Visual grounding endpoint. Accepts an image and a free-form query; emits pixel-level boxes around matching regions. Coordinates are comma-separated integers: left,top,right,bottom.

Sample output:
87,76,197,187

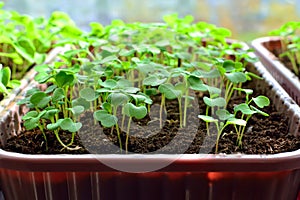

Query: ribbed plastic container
251,36,300,106
0,46,67,200
0,52,300,200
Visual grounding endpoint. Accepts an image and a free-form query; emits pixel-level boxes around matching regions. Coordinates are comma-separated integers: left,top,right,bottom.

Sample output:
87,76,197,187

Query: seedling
0,65,20,96
0,2,82,102
233,88,270,146
198,110,246,153
269,21,300,76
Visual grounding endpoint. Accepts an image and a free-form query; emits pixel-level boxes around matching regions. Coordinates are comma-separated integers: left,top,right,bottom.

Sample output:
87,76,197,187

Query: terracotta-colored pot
0,46,300,200
251,36,300,106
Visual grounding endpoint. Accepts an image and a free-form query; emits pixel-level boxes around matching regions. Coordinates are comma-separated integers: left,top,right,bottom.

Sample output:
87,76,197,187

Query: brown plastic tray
251,36,300,105
0,46,300,200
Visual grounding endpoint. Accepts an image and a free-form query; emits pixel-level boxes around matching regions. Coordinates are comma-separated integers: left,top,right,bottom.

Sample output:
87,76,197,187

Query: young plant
19,63,83,151
0,3,82,79
123,100,148,153
269,21,300,76
0,65,20,97
94,92,128,151
198,109,247,153
233,88,270,146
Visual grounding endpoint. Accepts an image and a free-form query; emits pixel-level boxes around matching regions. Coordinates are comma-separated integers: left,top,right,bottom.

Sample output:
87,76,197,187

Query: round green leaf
93,110,118,127
24,118,39,130
0,67,10,86
187,76,207,91
253,95,270,108
22,111,38,120
79,88,97,102
45,85,57,94
0,82,8,95
225,72,247,84
158,83,180,100
30,92,51,108
100,79,117,89
143,75,167,86
42,109,60,120
47,119,63,130
201,68,221,79
72,97,90,110
203,96,226,107
67,106,84,116
234,103,256,115
216,109,234,121
55,71,75,88
122,87,140,94
52,88,65,102
227,118,247,126
123,103,147,119
60,118,82,132
109,93,129,107
99,55,119,64
205,85,221,95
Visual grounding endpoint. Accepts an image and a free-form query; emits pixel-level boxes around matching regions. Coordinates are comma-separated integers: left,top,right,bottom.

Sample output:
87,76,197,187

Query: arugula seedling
269,21,300,76
0,65,20,96
123,102,147,153
233,88,270,146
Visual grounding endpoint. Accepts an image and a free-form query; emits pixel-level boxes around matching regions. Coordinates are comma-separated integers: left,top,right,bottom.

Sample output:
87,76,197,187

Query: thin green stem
205,105,210,136
160,94,166,129
215,122,228,153
54,129,80,151
237,115,251,147
125,117,132,153
225,82,234,107
38,123,48,151
113,107,123,152
67,132,76,146
178,97,183,128
287,52,299,75
215,122,220,153
183,89,189,127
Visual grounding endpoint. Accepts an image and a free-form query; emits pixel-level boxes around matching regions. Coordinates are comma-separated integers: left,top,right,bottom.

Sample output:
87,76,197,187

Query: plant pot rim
251,36,300,106
1,148,300,172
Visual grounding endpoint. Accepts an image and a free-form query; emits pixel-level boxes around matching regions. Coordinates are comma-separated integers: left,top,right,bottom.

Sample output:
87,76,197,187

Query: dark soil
4,83,300,155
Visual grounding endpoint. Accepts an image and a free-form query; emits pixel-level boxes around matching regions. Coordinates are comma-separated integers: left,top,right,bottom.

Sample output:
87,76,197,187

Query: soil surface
4,82,300,155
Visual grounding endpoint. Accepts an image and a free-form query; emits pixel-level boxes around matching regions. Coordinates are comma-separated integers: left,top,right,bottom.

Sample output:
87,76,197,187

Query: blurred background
2,0,300,41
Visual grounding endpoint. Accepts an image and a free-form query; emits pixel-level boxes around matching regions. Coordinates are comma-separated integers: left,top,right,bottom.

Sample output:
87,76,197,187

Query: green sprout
269,21,300,76
0,65,20,96
233,88,270,146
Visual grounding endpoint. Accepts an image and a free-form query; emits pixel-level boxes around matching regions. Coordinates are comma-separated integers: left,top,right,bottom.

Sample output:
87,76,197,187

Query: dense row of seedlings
0,2,82,98
269,21,300,76
19,14,270,153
